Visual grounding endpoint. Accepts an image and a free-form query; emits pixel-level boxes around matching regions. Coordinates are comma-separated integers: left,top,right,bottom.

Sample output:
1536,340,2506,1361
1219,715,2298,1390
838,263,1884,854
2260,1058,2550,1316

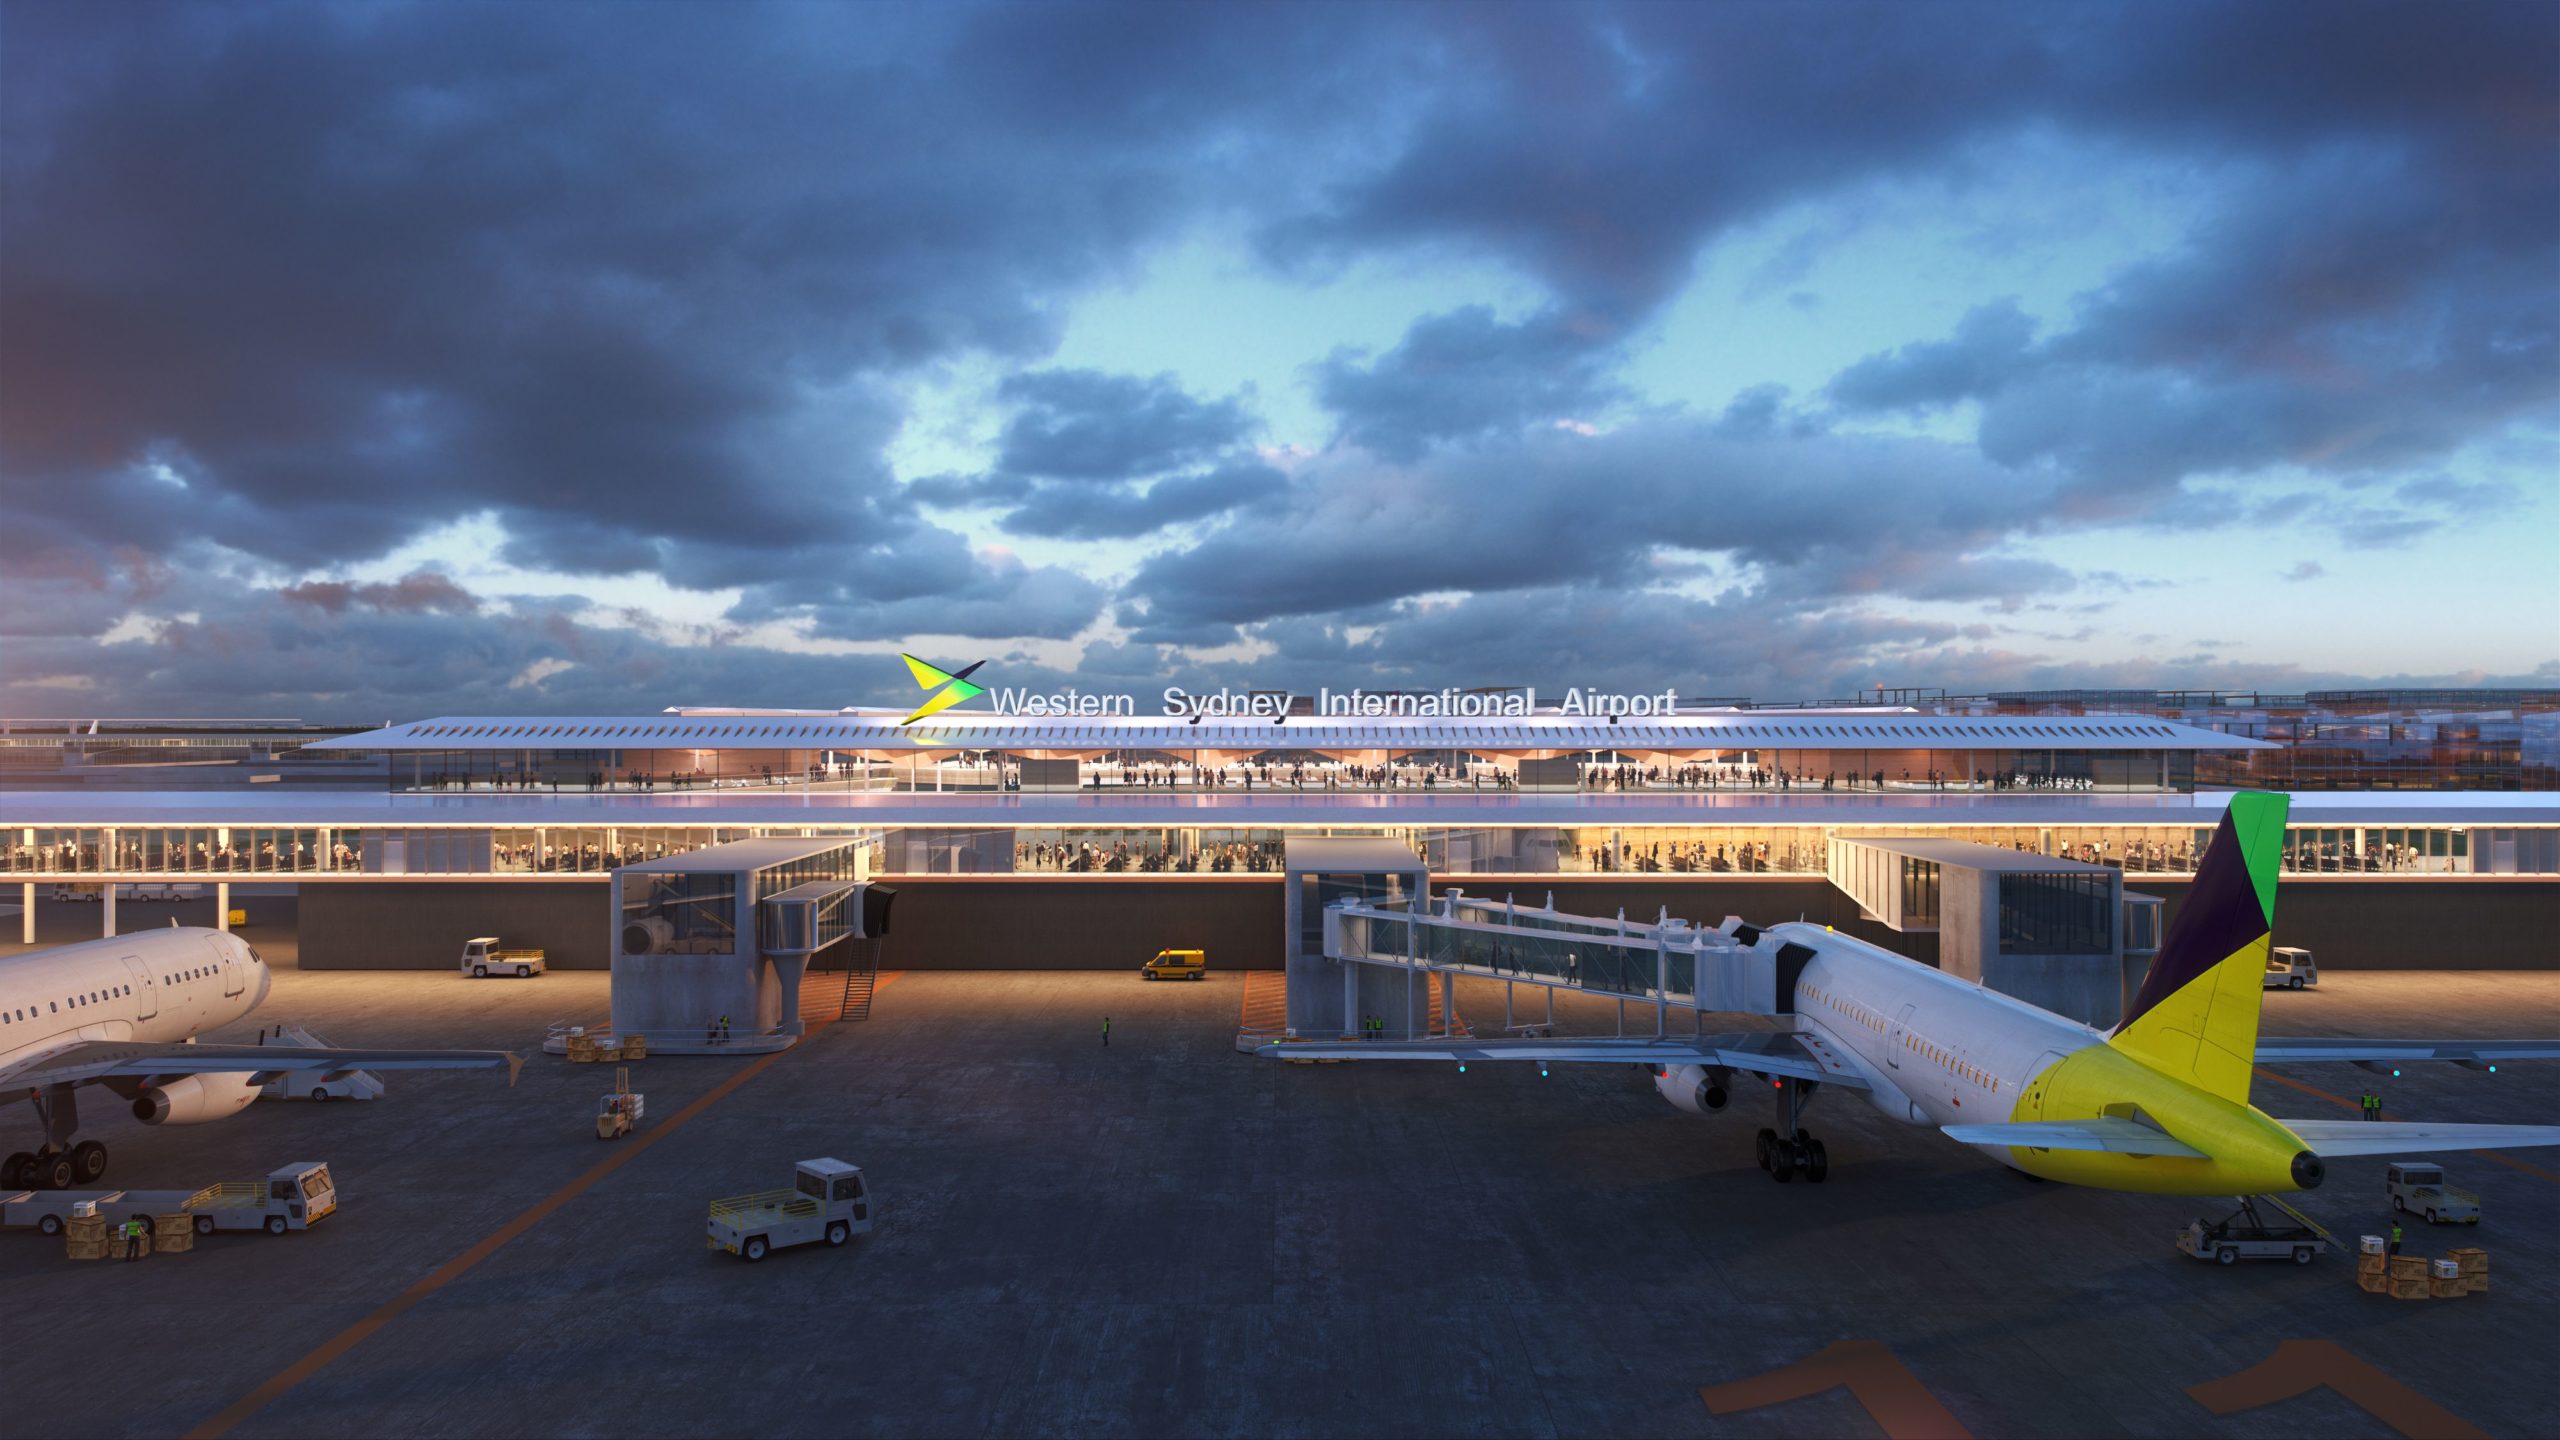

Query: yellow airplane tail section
2107,792,2289,1104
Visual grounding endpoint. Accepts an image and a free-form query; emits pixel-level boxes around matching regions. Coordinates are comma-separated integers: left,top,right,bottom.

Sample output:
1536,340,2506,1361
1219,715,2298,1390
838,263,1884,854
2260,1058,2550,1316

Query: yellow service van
1141,948,1207,981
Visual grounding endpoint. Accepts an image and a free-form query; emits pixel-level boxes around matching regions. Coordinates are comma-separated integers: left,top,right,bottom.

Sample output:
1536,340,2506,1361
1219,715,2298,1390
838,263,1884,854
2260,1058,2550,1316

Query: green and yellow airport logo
899,654,988,725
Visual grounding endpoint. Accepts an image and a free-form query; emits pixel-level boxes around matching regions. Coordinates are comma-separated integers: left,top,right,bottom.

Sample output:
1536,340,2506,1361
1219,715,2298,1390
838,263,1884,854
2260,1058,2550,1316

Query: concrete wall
284,874,2560,971
2126,878,2560,969
875,879,1287,970
299,882,613,969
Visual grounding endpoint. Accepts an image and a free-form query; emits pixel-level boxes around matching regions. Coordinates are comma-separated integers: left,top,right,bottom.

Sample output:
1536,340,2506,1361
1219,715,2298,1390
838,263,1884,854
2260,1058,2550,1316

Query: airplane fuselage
3,928,271,1088
1765,923,2312,1195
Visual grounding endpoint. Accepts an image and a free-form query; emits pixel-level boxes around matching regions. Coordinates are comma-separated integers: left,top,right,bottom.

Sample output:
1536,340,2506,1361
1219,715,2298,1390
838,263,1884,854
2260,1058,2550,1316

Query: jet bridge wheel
70,1141,107,1184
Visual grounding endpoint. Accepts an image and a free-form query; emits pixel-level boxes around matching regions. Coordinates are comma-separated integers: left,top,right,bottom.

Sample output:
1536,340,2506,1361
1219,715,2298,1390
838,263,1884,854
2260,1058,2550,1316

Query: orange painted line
2255,1064,2560,1186
2187,1339,2487,1438
187,972,902,1439
1702,1338,1972,1439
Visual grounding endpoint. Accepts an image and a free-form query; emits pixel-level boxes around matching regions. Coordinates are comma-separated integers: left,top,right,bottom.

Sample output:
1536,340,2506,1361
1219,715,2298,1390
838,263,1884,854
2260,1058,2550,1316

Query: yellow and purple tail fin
2108,792,2289,1103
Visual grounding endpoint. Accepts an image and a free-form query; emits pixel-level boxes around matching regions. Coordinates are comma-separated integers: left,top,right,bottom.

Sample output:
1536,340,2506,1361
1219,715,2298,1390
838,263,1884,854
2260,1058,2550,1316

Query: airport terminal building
5,690,2556,977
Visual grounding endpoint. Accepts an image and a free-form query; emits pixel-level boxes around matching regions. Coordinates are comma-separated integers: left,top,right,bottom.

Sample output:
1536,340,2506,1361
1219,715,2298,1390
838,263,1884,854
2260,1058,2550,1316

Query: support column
217,882,230,932
21,882,32,945
103,883,116,938
1341,962,1358,1041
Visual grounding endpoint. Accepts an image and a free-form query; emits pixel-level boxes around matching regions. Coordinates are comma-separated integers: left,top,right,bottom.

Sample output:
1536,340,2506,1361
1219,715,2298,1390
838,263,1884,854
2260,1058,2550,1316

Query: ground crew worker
2388,1222,2403,1256
122,1216,145,1262
1102,1016,1111,1048
2364,1092,2383,1122
716,1015,730,1046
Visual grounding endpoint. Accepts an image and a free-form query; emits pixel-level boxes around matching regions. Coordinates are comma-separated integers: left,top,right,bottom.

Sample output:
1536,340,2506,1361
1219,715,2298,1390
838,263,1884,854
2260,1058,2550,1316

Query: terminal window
621,873,738,955
1996,872,2112,956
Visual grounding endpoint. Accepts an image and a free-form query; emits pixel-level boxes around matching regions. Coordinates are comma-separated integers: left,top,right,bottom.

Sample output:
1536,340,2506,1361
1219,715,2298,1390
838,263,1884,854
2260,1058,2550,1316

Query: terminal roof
305,711,2273,753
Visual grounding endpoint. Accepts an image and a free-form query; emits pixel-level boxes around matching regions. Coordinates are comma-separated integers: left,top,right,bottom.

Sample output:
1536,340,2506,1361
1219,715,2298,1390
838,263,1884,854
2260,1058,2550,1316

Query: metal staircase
839,940,882,1022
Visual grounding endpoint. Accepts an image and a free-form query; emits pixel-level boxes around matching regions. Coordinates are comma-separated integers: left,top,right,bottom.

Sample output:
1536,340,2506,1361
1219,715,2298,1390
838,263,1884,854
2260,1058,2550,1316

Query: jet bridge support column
22,882,34,944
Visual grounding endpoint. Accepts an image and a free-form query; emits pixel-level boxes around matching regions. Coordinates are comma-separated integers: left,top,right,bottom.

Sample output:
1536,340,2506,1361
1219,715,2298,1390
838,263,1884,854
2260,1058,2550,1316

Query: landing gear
17,1083,99,1190
1755,1081,1831,1183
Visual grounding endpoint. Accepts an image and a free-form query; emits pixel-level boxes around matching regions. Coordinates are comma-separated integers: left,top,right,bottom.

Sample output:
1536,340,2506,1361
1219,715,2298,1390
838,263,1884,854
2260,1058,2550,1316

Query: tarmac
1,899,2555,1438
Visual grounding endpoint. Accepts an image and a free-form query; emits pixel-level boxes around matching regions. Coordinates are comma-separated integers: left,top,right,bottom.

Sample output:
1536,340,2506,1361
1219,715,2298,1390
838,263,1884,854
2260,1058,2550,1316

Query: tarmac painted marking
1700,1338,1971,1439
186,972,904,1440
2186,1339,2487,1438
2254,1065,2560,1185
1239,971,1287,1033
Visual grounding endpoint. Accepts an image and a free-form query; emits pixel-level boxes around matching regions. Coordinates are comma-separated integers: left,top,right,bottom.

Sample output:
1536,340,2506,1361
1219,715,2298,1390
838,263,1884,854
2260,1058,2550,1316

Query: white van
2263,947,2318,989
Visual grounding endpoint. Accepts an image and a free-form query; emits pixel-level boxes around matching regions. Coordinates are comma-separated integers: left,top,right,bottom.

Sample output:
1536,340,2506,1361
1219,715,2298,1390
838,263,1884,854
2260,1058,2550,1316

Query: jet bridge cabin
604,835,889,1054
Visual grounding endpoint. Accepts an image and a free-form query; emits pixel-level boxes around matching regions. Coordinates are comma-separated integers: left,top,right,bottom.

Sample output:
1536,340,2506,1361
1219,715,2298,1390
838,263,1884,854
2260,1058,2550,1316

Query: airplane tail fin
2108,792,2289,1104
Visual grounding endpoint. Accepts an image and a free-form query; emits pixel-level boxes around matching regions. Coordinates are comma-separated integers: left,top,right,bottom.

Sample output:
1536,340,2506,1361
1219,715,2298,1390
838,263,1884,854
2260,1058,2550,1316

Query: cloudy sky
3,0,2554,720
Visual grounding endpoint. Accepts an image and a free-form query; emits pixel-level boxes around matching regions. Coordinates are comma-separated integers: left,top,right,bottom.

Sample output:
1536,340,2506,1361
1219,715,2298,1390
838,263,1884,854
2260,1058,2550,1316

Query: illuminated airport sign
900,655,1676,724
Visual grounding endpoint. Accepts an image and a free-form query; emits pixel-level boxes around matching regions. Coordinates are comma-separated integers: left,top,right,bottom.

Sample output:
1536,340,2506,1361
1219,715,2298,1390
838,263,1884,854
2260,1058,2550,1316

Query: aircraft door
121,954,159,1019
1885,1002,1916,1071
210,935,245,997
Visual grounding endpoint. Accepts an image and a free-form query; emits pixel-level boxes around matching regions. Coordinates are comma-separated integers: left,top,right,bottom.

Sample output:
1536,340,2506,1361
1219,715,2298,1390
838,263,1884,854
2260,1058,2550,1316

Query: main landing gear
1754,1076,1830,1184
6,1086,106,1189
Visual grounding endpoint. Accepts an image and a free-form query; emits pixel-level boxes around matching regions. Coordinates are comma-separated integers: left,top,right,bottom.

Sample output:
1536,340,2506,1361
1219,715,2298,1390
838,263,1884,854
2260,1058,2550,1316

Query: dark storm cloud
3,0,2552,715
999,463,1288,541
1126,416,2065,627
1829,301,2038,413
992,370,1257,481
1,0,1410,647
279,571,481,615
1314,307,1625,459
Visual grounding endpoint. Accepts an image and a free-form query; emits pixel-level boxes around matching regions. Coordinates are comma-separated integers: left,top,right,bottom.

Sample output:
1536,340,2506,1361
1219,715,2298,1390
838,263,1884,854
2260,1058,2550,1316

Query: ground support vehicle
706,1158,870,1261
2387,1162,2481,1224
1,1163,336,1237
1142,948,1207,981
597,1068,643,1140
2263,947,2319,988
2178,1195,2331,1265
461,937,546,978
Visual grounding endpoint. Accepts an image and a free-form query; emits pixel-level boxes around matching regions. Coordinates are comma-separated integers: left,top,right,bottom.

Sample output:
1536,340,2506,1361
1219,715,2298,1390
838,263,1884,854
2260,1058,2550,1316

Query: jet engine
131,1073,262,1125
1654,1064,1732,1115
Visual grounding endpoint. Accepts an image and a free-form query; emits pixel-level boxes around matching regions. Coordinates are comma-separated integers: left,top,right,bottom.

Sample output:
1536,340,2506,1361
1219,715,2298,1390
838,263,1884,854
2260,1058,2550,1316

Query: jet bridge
1312,888,1804,1038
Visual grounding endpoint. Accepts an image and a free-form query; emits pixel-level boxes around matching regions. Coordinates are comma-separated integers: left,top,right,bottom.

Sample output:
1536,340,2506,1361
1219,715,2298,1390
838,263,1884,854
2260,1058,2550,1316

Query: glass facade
6,822,2553,882
619,872,737,955
1996,873,2114,956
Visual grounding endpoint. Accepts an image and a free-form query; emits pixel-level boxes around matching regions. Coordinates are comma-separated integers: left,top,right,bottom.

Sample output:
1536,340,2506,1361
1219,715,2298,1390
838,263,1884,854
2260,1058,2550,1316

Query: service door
210,935,245,997
1885,1002,1917,1071
121,954,158,1019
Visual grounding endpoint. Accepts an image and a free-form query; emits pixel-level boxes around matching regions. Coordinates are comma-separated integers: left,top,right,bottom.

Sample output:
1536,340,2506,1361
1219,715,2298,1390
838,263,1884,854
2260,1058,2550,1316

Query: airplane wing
1254,1030,1870,1090
6,1041,521,1091
2254,1038,2560,1065
2276,1119,2560,1158
1939,1118,2208,1158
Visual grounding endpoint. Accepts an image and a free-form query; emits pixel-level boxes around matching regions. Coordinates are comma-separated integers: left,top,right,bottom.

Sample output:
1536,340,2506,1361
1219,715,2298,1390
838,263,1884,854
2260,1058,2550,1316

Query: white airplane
1261,792,2560,1195
4,925,517,1190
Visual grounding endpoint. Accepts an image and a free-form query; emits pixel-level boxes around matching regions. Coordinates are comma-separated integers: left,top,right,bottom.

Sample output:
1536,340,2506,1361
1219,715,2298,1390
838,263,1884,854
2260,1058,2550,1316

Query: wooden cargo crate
2449,1248,2487,1273
622,1034,648,1060
65,1215,106,1242
2356,1272,2389,1294
2388,1278,2432,1301
2386,1256,2429,1281
154,1228,194,1254
2429,1276,2467,1299
2355,1253,2387,1277
66,1237,109,1261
